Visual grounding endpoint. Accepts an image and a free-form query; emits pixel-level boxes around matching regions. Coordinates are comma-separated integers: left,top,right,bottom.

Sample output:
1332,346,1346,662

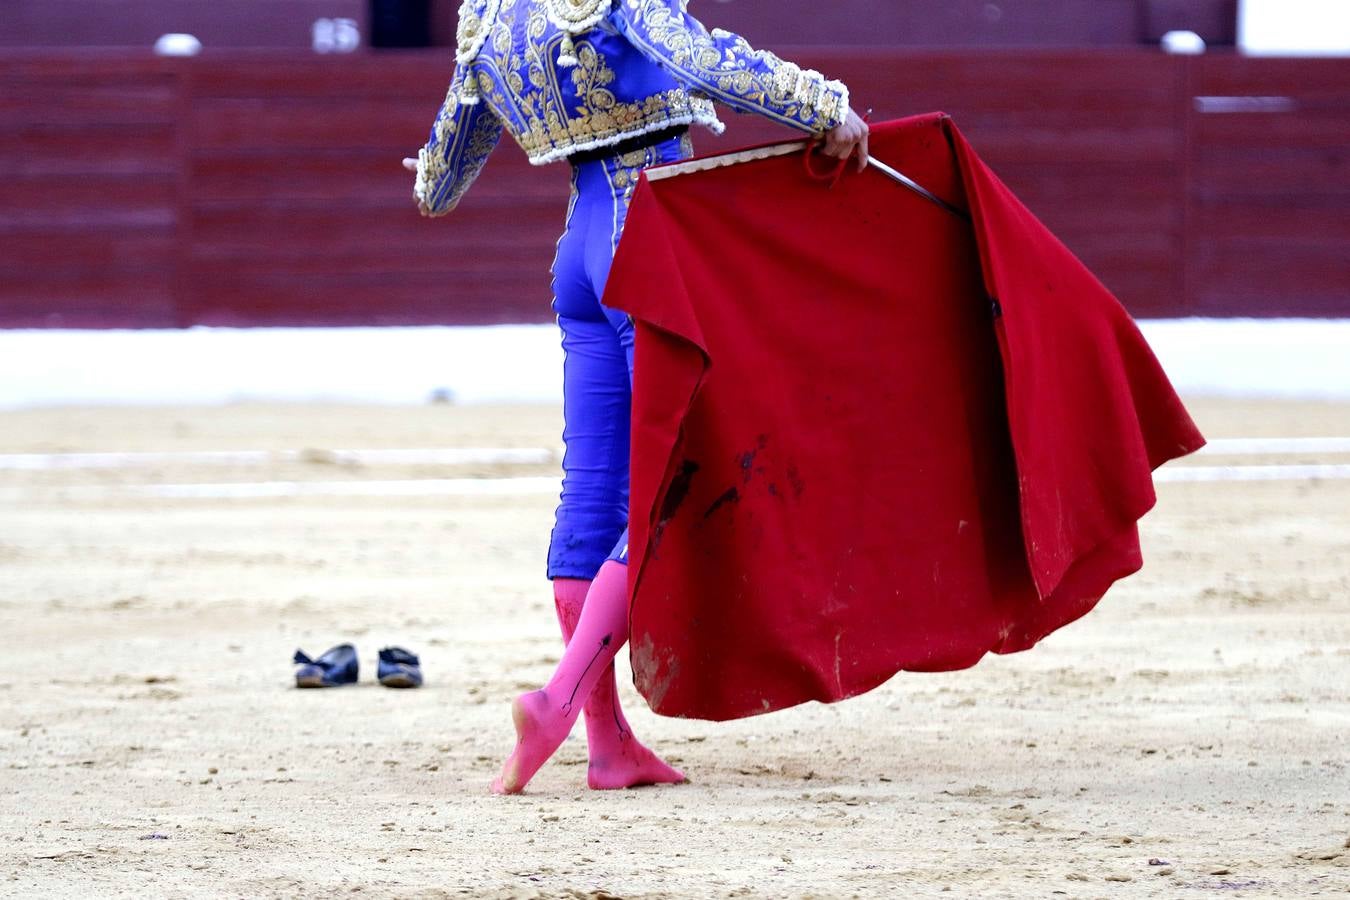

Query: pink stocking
491,561,685,794
551,575,685,790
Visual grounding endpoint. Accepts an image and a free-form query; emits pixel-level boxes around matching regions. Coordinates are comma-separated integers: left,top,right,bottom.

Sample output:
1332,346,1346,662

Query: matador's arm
414,65,505,216
612,0,850,134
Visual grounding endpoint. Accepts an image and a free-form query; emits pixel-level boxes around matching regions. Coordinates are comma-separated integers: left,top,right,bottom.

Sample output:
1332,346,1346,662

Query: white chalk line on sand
5,440,1350,499
2,437,1349,472
0,447,561,470
1154,464,1350,483
14,463,1350,502
139,477,563,499
0,478,560,502
1202,437,1350,455
142,464,1350,497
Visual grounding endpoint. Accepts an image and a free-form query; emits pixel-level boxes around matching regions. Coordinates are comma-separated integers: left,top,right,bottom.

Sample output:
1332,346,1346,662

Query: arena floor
2,399,1348,898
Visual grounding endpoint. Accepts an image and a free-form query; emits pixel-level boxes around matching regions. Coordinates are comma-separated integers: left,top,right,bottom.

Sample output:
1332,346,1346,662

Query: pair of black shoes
292,644,422,689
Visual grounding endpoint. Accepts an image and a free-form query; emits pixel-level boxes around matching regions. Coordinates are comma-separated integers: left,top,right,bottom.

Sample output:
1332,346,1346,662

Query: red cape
604,114,1205,721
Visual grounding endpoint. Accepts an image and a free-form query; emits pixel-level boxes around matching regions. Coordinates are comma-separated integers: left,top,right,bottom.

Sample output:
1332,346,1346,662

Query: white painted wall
1240,0,1350,55
1,321,1349,407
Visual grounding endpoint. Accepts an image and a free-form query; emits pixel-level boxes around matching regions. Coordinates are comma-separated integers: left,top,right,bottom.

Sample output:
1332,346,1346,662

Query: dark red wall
1187,57,1350,315
1,1,367,48
2,49,1347,328
4,1,1237,49
433,0,1235,49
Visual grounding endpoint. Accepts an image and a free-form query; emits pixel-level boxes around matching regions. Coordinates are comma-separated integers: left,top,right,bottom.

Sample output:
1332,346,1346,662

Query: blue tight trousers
546,133,692,580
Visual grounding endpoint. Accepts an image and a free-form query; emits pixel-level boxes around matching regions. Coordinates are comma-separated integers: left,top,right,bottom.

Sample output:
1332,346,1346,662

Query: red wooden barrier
1,49,1346,328
1188,56,1350,316
1,1,366,48
6,0,1238,49
1,56,182,327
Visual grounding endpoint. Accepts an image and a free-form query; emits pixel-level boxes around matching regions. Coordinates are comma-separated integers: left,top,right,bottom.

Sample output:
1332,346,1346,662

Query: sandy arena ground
1,398,1348,898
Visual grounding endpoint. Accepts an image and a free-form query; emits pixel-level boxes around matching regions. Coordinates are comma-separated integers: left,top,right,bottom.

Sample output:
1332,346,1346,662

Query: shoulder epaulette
455,0,501,65
543,0,615,66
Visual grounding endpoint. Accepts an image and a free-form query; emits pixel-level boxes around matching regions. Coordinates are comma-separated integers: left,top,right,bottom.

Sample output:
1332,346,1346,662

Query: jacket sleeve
611,0,850,134
414,65,504,216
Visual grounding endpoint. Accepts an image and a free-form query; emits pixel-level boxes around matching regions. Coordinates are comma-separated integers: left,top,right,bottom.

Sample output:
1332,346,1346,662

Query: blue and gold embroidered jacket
414,0,851,214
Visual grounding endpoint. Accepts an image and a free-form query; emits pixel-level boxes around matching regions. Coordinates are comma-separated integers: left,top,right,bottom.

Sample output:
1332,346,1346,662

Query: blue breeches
547,133,692,580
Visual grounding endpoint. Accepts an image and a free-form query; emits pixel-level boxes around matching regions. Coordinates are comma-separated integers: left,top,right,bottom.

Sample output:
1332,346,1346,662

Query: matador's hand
820,110,870,172
403,157,434,217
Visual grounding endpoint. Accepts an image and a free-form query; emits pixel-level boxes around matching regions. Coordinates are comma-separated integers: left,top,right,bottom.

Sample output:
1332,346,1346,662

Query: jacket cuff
775,62,850,132
819,78,851,131
799,73,849,133
414,147,454,216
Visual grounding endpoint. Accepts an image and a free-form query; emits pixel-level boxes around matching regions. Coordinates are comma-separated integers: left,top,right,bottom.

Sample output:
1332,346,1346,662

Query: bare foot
587,738,687,790
490,690,572,795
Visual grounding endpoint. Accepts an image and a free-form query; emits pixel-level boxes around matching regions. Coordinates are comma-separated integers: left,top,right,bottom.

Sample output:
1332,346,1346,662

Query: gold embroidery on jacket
427,0,781,205
418,65,505,212
620,0,846,131
474,8,718,164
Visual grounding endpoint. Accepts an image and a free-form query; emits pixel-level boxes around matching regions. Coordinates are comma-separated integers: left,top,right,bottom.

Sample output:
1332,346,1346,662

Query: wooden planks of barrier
1188,56,1350,316
0,49,1346,327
